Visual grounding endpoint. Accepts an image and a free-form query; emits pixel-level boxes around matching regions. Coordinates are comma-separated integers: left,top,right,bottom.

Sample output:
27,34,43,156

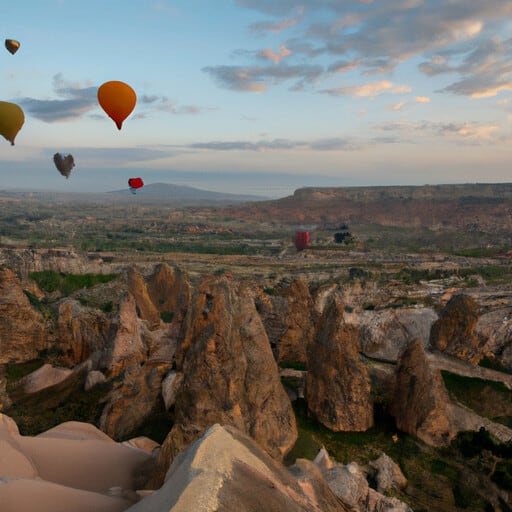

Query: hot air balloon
0,101,24,145
53,153,75,179
5,39,20,55
128,177,144,194
97,81,136,130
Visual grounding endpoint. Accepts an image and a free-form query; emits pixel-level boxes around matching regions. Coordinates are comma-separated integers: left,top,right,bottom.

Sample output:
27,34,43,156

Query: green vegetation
160,310,174,323
29,271,118,295
441,371,512,426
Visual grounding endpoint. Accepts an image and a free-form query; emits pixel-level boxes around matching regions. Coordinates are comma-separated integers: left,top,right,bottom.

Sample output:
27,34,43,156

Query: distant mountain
107,182,269,203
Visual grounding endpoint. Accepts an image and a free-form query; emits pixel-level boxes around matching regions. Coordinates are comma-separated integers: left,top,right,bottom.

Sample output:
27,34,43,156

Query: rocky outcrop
476,306,512,371
0,268,47,364
161,275,297,478
305,295,373,432
313,448,411,512
129,424,349,512
390,339,453,446
255,278,315,365
146,263,190,325
57,299,112,366
346,307,437,362
127,268,161,330
429,293,482,364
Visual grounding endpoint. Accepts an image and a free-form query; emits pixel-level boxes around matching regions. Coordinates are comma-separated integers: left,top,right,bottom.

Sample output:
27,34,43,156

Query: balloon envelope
5,39,20,55
0,101,24,145
128,177,144,192
53,153,75,178
97,81,136,130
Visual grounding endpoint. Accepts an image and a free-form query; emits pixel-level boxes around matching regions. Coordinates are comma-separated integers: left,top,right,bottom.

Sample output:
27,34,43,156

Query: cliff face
0,268,47,364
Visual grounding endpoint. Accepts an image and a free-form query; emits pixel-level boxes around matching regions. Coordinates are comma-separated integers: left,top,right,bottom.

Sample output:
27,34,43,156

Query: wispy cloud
203,64,323,92
374,119,500,142
258,44,292,64
320,80,410,98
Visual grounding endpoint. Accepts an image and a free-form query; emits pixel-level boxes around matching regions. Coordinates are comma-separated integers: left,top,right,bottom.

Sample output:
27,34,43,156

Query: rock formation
155,275,297,484
390,339,453,446
129,423,349,512
305,294,373,432
57,299,112,366
255,278,315,365
347,307,437,362
0,268,46,365
429,293,482,364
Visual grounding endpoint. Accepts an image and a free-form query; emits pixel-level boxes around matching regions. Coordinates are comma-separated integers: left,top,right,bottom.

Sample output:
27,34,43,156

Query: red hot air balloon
97,81,136,130
128,177,144,194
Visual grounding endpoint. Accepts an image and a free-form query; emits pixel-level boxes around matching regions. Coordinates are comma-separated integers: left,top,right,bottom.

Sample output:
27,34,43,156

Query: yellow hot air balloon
0,101,25,145
97,80,136,130
5,39,20,55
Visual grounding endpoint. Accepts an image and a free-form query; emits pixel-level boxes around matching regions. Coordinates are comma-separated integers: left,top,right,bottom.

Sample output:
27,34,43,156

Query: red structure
295,230,311,251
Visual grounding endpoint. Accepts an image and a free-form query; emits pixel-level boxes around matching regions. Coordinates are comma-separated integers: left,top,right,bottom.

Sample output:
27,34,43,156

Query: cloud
320,80,410,98
230,0,512,99
258,45,292,64
387,101,407,111
249,9,303,33
203,64,323,92
374,119,500,141
17,74,97,122
414,96,431,103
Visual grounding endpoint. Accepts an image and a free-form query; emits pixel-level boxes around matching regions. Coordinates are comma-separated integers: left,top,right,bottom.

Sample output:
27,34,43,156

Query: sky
0,0,511,198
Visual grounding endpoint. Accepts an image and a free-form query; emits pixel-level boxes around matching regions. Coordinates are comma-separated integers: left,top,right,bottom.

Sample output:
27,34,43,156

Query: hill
108,182,269,204
217,182,512,232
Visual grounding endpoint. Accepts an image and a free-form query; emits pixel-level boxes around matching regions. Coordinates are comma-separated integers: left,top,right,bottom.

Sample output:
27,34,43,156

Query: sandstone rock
367,453,408,493
305,295,373,432
476,306,512,371
84,370,106,391
390,339,453,446
17,363,72,394
146,263,191,324
0,268,46,364
161,370,182,410
165,276,297,474
99,292,146,378
347,307,437,362
255,278,315,365
57,299,112,366
429,293,482,364
128,424,349,512
127,267,161,330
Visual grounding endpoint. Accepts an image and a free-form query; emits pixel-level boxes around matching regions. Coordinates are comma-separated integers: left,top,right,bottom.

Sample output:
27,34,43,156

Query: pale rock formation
84,370,107,391
476,306,512,371
346,307,437,361
16,363,72,394
127,424,349,512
